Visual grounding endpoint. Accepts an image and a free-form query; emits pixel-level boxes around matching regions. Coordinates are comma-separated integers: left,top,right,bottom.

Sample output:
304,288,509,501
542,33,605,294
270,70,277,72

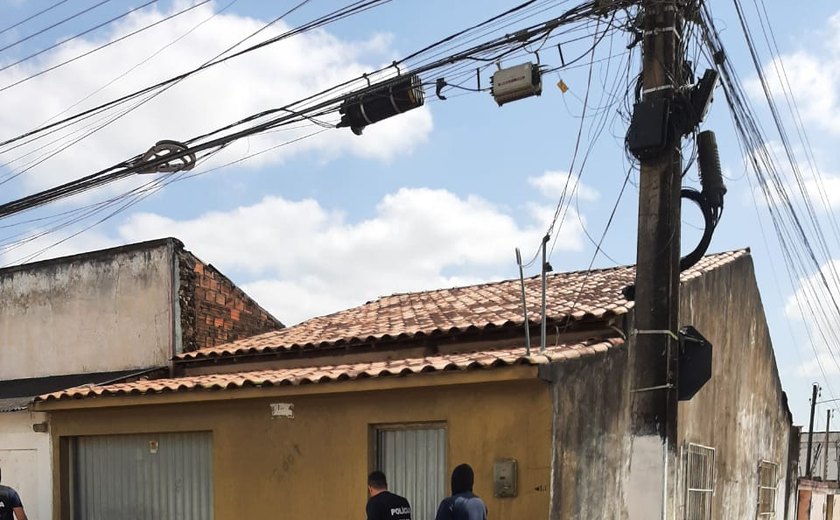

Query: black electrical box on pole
626,0,685,517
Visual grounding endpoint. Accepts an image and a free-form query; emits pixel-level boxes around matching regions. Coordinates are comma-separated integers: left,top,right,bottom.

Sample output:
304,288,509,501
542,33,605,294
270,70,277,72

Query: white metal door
376,425,446,520
70,431,212,520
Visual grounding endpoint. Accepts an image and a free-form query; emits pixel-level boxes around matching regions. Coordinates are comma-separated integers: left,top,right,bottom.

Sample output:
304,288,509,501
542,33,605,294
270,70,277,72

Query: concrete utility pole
807,383,819,478
825,410,832,480
627,0,685,518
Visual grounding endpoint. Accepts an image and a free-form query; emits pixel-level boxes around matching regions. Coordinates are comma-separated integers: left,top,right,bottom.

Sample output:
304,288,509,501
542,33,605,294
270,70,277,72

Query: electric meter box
493,458,518,497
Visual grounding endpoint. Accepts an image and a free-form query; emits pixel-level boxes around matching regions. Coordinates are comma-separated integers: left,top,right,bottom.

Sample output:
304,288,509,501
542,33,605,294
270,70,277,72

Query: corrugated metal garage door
70,432,212,520
376,426,446,520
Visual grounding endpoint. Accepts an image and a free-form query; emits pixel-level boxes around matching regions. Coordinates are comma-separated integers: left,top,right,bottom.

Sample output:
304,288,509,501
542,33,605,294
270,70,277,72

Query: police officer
366,471,411,520
0,467,27,520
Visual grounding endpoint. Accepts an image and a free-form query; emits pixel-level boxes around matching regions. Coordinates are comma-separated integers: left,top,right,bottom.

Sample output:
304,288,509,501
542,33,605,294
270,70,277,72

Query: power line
0,1,617,224
544,15,606,258
698,2,840,402
0,0,388,153
33,0,241,144
0,0,355,187
0,0,69,37
0,0,190,82
1,127,329,265
0,0,116,55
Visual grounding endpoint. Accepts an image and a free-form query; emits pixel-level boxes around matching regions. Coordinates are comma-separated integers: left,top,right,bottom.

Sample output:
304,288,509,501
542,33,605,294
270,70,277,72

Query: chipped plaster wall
547,254,792,520
0,243,174,379
0,410,51,520
677,255,792,518
546,346,632,519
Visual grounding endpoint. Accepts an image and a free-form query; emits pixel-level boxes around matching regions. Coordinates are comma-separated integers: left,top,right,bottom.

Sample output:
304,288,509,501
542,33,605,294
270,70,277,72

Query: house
36,248,794,519
800,430,840,482
795,479,840,520
796,431,840,519
0,238,282,520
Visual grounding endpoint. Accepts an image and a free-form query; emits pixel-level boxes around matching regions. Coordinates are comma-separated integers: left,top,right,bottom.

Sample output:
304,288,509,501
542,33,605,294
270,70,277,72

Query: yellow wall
48,375,552,520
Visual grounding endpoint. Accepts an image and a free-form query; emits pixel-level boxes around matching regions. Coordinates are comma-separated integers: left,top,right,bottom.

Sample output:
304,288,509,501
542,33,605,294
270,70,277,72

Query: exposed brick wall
177,249,283,352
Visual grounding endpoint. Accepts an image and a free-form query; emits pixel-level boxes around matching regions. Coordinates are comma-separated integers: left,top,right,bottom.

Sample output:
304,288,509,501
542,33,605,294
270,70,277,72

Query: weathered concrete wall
0,410,51,520
546,346,632,519
47,376,552,520
678,255,792,518
546,254,791,520
790,426,804,519
0,241,174,379
176,250,283,353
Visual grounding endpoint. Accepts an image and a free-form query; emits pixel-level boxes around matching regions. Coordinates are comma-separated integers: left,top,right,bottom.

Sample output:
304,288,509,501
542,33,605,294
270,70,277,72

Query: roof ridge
367,248,748,302
178,248,749,361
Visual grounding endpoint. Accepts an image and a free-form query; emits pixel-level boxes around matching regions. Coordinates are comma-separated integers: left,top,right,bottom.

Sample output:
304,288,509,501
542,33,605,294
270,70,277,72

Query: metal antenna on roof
515,248,531,356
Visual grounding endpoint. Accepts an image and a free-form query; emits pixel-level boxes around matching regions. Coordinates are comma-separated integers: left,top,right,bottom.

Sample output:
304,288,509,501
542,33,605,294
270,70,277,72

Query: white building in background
800,430,840,481
0,238,282,520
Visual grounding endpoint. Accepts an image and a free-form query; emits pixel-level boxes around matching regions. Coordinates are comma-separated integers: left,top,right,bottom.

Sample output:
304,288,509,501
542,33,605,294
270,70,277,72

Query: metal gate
376,425,446,520
69,431,212,520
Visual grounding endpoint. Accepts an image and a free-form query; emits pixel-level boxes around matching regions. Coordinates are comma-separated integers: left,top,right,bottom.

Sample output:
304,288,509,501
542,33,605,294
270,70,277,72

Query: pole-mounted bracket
631,328,679,342
640,84,675,97
642,26,682,40
632,383,675,393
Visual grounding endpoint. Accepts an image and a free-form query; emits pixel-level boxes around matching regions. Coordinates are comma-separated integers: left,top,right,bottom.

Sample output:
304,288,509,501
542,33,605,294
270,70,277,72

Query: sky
0,0,838,427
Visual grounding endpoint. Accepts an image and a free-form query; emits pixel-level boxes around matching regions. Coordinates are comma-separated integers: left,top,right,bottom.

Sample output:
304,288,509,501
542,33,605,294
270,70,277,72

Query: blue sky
0,0,838,426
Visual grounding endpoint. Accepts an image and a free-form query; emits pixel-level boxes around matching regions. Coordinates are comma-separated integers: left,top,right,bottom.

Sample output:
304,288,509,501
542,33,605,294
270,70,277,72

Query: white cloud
786,259,840,376
744,140,840,211
0,229,118,266
0,2,432,193
747,51,840,135
785,259,840,319
528,170,600,202
3,185,590,324
740,11,840,213
746,12,840,138
796,352,840,378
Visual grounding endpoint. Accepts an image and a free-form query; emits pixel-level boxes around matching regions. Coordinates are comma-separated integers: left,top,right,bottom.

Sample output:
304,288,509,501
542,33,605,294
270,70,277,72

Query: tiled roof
178,250,748,361
38,338,624,402
0,397,32,413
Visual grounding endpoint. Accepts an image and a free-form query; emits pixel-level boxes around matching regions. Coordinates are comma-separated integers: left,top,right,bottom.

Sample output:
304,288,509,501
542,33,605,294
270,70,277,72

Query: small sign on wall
270,402,294,419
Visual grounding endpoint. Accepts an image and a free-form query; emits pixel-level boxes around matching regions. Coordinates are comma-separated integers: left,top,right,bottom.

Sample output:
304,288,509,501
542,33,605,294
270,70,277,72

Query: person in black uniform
366,471,412,520
0,467,27,520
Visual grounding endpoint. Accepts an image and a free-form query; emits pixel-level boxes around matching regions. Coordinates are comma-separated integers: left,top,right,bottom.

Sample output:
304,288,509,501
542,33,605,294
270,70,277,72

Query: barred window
685,443,715,520
757,461,778,517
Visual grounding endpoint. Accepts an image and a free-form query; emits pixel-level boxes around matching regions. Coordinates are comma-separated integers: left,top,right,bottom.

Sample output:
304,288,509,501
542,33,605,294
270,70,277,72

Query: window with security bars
684,443,715,520
757,461,778,517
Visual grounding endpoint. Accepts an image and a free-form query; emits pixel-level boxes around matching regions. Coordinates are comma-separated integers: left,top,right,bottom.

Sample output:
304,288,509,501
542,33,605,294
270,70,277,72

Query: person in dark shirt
366,471,412,520
0,467,27,520
434,464,487,520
